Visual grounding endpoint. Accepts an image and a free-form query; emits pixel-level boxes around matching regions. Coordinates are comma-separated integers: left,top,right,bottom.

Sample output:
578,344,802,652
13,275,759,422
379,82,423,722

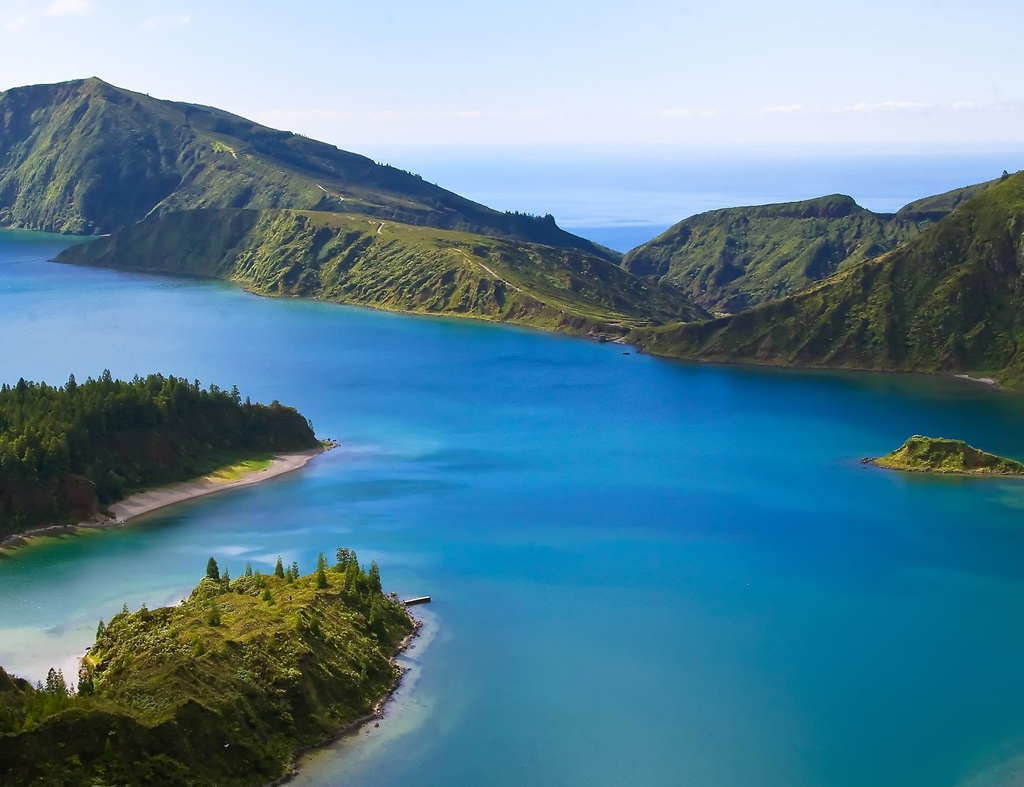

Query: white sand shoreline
0,445,330,551
954,373,1000,388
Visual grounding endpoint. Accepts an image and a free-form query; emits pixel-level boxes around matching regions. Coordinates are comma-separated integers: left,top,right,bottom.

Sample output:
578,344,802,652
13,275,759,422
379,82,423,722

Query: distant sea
365,145,1024,251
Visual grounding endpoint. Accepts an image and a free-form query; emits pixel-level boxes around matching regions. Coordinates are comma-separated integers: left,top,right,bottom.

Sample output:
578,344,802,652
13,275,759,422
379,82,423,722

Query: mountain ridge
629,171,1024,387
0,77,614,259
622,181,998,313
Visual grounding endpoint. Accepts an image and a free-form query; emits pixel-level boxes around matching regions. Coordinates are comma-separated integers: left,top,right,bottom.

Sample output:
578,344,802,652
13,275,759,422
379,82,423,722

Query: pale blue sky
1,0,1022,148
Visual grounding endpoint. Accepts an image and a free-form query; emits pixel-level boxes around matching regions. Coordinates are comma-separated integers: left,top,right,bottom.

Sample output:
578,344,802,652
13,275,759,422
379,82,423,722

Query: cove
4,230,1024,787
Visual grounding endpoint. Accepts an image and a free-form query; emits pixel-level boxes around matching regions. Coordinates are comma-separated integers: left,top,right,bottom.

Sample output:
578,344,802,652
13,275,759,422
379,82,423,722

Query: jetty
402,596,432,606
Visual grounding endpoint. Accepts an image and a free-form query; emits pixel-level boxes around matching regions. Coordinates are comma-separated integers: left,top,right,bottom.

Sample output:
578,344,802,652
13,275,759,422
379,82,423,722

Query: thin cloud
657,108,724,118
759,104,804,115
140,14,192,30
837,101,930,113
45,0,97,17
3,15,29,31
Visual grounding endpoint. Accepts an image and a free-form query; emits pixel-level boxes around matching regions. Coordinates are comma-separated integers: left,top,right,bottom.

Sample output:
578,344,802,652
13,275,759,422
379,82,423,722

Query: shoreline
267,609,424,787
862,457,1024,478
954,373,1000,389
49,254,1019,393
0,444,332,552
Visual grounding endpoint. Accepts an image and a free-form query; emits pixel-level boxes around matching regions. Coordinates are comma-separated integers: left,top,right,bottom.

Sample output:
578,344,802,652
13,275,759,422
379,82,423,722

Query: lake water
4,152,1024,787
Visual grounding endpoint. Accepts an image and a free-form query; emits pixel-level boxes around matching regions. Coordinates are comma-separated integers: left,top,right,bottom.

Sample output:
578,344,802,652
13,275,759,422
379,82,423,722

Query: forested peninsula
0,552,416,787
0,373,319,541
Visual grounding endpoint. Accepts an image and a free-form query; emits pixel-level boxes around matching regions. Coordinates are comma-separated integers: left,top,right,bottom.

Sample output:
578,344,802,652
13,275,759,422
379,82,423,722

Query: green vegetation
205,457,273,482
0,77,717,333
57,208,707,335
869,436,1024,475
0,373,318,540
0,554,414,787
622,184,997,314
0,77,611,257
630,171,1024,388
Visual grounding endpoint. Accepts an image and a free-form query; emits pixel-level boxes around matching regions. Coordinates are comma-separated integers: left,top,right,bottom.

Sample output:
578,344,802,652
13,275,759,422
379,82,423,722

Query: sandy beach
0,445,329,551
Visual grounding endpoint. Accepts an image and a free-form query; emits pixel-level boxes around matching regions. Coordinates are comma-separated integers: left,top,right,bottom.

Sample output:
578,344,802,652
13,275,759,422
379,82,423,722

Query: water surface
3,230,1024,787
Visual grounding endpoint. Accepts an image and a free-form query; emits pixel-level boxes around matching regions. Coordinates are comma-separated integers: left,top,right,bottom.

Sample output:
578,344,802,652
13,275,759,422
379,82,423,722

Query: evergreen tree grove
0,372,318,539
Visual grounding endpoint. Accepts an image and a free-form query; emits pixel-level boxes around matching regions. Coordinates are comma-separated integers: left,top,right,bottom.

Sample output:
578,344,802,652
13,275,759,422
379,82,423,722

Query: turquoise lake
4,225,1024,786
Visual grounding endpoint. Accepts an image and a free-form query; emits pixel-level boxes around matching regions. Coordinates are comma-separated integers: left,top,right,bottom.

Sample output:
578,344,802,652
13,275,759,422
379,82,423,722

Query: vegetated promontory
0,77,707,336
622,182,996,314
630,170,1024,388
0,551,415,787
0,373,319,541
56,208,707,333
868,436,1024,476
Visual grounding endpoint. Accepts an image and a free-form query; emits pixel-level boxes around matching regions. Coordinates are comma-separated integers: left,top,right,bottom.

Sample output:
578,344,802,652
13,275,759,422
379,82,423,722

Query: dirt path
456,250,522,292
316,184,346,201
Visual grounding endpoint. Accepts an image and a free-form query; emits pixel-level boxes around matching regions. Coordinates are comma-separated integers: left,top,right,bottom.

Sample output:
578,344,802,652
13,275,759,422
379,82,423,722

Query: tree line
0,372,318,537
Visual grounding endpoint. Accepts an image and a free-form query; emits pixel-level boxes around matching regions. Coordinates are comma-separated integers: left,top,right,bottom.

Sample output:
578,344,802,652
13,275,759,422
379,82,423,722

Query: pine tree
244,562,253,577
291,560,299,580
96,619,106,639
206,557,220,581
368,561,382,594
221,567,231,586
274,556,285,579
316,565,329,589
77,663,95,696
344,561,359,595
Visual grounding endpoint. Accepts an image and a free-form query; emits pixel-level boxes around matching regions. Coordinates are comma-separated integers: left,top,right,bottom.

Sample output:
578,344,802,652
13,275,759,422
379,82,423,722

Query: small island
0,551,416,787
0,372,322,547
866,436,1024,476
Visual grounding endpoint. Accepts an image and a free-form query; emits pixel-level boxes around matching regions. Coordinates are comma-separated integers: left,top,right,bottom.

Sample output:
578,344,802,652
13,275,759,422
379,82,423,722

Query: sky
1,0,1023,150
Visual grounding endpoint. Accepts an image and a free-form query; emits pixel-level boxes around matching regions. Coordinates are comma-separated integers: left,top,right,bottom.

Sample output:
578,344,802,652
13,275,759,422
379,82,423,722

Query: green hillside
57,208,707,334
622,183,997,314
869,436,1024,475
0,77,610,258
0,554,414,787
630,171,1024,387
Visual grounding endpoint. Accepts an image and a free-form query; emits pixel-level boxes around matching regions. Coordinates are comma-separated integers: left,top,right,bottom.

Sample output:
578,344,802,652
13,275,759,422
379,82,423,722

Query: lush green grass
204,456,274,482
0,555,414,787
58,208,707,336
0,77,614,259
630,172,1024,388
622,183,998,313
870,436,1024,475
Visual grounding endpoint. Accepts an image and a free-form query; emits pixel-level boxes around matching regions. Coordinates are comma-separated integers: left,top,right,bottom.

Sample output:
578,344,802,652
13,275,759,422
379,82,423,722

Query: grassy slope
630,172,1024,387
57,208,707,334
871,436,1024,475
622,183,998,313
0,77,612,259
0,564,414,787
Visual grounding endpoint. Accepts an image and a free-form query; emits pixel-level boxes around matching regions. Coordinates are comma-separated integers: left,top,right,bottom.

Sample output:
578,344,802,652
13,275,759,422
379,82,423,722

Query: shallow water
4,230,1024,786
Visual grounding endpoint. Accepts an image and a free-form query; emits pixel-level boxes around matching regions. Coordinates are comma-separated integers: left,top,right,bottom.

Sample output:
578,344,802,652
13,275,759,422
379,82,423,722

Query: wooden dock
402,596,431,606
